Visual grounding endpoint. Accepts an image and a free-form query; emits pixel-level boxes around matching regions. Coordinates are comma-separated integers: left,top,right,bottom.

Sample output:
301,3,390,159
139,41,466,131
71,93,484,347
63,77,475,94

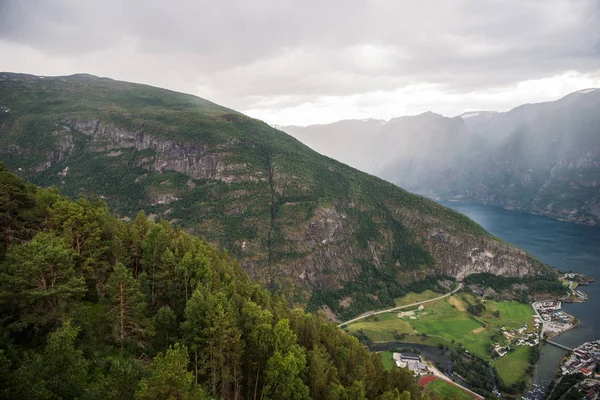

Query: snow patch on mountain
461,112,481,118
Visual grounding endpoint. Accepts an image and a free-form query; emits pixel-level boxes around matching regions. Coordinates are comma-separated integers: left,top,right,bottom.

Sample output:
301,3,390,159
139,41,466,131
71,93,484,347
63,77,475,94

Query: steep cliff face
0,73,556,318
393,206,541,280
68,119,261,183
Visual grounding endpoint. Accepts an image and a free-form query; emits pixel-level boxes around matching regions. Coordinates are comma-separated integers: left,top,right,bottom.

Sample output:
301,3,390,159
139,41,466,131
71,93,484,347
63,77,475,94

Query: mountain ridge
0,72,558,319
281,89,600,226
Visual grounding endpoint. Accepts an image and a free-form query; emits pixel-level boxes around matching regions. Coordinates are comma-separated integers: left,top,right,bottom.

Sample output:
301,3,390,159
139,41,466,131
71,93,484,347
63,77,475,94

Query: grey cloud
1,0,599,114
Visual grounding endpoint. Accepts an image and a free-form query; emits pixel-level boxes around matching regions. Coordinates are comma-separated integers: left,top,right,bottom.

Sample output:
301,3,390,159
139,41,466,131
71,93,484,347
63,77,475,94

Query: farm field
480,301,535,329
394,290,441,307
494,346,532,387
424,378,475,400
346,317,413,342
348,291,535,361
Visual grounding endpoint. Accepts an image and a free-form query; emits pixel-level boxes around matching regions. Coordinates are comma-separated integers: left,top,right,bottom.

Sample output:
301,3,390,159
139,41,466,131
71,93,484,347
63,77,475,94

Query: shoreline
528,279,595,398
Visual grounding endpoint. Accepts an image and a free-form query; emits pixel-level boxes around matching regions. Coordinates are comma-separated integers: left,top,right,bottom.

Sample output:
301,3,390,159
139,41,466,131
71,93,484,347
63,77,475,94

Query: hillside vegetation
0,73,557,319
0,163,425,399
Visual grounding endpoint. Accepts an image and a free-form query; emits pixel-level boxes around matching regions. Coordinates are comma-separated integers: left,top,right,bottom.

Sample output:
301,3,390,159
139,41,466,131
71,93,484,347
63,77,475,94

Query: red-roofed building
579,367,592,376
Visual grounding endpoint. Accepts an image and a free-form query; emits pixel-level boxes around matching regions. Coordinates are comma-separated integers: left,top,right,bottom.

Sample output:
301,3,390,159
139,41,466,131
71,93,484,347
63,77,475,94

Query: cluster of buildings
493,328,540,358
532,301,576,337
392,353,431,376
560,340,600,377
537,300,561,311
493,343,509,357
514,332,540,347
502,324,529,336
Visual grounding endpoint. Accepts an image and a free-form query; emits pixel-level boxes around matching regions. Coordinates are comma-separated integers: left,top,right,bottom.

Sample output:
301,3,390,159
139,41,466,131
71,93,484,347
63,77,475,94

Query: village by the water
379,272,600,399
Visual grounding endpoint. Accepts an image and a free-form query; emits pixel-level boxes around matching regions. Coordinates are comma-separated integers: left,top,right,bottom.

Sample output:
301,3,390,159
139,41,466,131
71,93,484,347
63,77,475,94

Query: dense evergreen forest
0,163,425,400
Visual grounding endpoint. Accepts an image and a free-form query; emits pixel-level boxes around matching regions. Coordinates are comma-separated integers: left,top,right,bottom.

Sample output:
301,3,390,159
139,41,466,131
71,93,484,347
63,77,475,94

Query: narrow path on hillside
337,283,463,327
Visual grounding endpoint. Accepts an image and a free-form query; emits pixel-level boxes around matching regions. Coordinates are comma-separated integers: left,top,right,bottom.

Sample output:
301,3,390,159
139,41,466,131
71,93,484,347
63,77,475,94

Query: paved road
337,283,463,328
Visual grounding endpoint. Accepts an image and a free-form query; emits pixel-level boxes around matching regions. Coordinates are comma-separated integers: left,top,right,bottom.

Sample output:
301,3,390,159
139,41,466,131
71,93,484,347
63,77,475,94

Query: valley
282,89,600,227
2,2,598,399
346,202,600,398
441,202,600,399
346,291,539,395
0,73,560,321
1,73,586,399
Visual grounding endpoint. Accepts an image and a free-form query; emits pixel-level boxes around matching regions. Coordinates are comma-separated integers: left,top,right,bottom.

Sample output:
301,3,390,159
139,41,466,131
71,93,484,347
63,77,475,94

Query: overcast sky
1,0,599,126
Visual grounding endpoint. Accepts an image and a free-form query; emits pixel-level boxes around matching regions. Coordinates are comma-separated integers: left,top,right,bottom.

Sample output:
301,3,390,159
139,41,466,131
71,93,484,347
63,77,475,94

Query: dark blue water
440,202,600,399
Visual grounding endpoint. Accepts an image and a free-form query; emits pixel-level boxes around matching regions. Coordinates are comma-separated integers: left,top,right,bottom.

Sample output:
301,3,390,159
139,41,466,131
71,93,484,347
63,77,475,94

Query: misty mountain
280,119,386,172
282,88,600,225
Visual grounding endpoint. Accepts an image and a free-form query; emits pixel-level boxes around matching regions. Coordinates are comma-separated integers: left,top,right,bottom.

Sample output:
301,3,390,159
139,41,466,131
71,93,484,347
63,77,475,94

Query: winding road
337,283,463,328
336,283,484,399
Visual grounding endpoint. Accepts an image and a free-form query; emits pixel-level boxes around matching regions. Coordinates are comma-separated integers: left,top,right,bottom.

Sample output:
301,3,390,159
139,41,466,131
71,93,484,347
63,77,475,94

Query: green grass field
408,298,491,357
426,379,474,400
481,301,534,329
347,292,535,362
494,346,532,387
347,318,414,342
379,351,396,371
394,290,441,307
409,299,481,338
348,291,536,395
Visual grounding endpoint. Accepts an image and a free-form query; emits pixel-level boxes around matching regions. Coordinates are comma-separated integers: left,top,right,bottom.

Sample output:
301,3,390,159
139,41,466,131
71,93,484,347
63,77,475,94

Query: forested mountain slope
0,164,425,399
0,73,557,319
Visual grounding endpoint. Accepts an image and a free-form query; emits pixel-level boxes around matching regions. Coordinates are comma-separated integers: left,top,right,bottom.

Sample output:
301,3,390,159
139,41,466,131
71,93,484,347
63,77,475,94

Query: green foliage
464,272,566,299
104,263,154,349
450,350,495,398
10,321,89,399
308,274,453,321
136,344,205,400
467,303,485,316
0,167,426,399
0,73,531,319
1,232,86,332
547,373,585,400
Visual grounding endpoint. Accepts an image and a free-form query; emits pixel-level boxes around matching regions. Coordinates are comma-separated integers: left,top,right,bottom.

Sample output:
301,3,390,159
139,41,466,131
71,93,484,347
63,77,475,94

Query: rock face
393,206,539,280
282,89,600,225
68,119,259,183
0,73,554,317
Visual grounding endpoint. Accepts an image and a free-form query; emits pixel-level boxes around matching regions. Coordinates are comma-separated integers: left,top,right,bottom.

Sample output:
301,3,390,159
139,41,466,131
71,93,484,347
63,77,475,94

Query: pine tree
11,321,89,399
105,263,153,349
135,343,205,400
1,232,85,331
0,163,36,252
262,319,309,400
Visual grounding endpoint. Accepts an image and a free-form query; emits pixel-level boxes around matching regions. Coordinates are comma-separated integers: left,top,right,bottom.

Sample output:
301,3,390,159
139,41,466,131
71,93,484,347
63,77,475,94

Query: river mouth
439,201,600,399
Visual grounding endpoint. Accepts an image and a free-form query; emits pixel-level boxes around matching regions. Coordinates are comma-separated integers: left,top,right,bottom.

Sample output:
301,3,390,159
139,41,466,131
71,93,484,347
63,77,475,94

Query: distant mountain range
0,72,556,319
281,88,600,225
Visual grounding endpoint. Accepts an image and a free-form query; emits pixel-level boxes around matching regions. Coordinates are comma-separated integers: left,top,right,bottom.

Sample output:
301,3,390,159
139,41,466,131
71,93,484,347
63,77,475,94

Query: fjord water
441,202,600,398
